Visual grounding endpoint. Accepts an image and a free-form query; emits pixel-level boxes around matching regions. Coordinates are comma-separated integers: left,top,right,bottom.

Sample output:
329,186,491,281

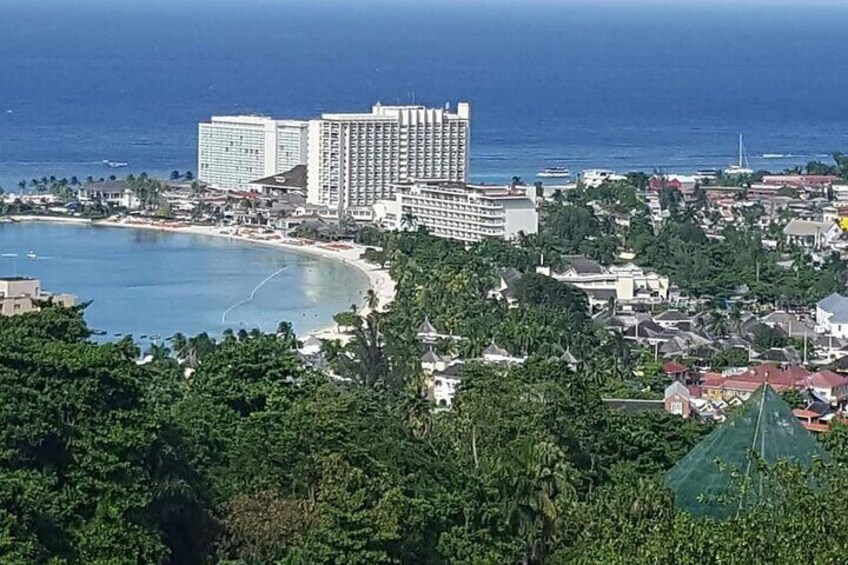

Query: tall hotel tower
306,102,470,210
198,116,308,191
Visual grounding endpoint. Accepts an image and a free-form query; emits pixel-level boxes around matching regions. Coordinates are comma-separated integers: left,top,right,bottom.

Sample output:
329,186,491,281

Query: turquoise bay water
0,223,369,340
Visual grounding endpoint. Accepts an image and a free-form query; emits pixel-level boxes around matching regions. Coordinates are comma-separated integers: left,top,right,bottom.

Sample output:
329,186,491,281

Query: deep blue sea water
1,0,847,189
0,223,368,339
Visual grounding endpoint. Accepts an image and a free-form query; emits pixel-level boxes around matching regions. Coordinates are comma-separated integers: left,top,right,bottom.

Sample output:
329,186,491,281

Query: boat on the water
102,160,129,168
724,134,754,176
537,167,571,178
25,251,37,259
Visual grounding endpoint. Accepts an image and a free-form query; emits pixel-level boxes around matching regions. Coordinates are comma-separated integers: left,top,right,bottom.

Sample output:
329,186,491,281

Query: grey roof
561,349,580,364
759,311,816,338
421,350,442,363
818,293,848,324
584,288,618,300
654,309,690,322
660,330,713,355
754,347,801,365
417,317,438,335
664,380,690,399
435,362,465,378
818,293,848,323
248,164,308,190
300,335,322,348
499,267,523,288
813,334,846,349
720,336,753,350
602,398,665,412
623,320,667,339
568,257,604,274
482,343,510,357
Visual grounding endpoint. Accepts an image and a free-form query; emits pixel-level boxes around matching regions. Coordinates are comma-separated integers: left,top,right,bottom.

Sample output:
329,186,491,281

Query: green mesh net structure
665,385,828,520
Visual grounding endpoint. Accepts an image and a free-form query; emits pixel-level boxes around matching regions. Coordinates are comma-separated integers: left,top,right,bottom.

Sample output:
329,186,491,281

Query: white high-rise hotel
306,103,470,209
198,116,308,191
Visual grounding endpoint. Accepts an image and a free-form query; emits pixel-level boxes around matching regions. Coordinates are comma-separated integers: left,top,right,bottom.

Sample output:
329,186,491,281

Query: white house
783,219,841,251
816,293,848,338
76,181,139,209
538,260,669,310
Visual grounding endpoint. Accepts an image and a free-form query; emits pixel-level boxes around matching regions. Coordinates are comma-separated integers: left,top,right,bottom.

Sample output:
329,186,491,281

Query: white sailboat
724,134,754,176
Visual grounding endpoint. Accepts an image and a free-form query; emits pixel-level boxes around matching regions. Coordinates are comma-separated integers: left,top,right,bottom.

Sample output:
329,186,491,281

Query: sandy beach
10,215,395,337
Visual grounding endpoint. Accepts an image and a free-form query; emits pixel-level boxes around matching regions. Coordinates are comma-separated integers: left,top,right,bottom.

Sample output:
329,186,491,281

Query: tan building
0,277,75,317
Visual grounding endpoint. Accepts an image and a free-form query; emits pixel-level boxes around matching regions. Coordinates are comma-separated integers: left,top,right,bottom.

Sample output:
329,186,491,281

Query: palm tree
330,312,389,388
169,332,188,362
707,310,728,338
364,289,379,312
276,321,297,349
501,441,576,565
728,304,744,335
400,211,417,230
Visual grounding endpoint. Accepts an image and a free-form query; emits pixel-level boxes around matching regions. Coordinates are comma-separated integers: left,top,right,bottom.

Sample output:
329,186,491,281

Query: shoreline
7,215,395,338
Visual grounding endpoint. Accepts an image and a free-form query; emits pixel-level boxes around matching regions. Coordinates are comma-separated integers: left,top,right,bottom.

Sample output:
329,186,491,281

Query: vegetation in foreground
3,305,848,564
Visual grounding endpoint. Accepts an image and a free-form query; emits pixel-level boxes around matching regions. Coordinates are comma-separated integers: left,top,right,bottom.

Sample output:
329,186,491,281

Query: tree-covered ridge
6,305,848,563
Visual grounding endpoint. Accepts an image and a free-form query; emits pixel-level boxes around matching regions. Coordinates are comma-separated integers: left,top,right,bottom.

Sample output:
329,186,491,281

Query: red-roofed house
793,409,831,434
809,370,848,404
702,364,810,402
663,360,688,381
761,175,839,189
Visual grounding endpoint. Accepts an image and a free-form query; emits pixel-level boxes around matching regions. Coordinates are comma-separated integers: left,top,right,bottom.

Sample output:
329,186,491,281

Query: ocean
0,222,369,340
1,0,847,189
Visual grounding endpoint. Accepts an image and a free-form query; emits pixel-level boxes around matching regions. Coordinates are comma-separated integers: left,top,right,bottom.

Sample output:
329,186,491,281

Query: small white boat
102,160,129,168
537,167,571,178
25,251,37,259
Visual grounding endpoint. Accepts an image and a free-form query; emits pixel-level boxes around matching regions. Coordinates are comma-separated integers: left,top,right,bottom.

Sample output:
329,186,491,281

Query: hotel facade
306,103,470,210
198,116,308,191
374,179,538,243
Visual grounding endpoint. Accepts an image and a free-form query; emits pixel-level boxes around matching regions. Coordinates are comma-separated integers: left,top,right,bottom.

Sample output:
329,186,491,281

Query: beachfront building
579,169,626,188
0,277,74,317
198,116,308,191
306,102,470,210
374,179,538,243
76,180,140,210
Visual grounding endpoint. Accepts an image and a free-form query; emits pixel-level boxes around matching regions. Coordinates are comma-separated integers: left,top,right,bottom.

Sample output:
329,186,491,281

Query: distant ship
536,167,571,178
724,134,754,176
102,160,129,168
25,251,37,259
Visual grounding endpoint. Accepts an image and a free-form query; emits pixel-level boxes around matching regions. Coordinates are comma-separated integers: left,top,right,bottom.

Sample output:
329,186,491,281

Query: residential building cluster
0,277,74,317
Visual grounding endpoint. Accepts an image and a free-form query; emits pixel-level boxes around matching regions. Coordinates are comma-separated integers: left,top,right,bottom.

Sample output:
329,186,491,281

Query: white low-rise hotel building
307,102,470,210
374,179,538,243
538,260,670,310
198,116,308,191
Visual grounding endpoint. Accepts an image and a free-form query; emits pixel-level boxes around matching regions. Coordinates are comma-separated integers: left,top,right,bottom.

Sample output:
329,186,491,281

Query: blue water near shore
0,222,368,340
0,0,847,189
